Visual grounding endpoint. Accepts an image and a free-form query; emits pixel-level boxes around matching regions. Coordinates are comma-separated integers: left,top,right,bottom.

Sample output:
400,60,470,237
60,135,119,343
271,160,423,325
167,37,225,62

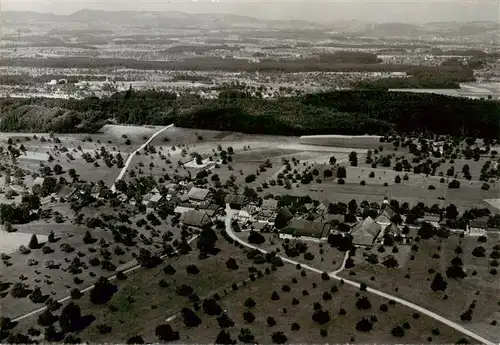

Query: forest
0,89,499,139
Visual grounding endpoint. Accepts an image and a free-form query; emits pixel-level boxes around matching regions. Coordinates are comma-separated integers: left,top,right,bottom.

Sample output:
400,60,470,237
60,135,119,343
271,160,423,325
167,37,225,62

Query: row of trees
1,90,498,139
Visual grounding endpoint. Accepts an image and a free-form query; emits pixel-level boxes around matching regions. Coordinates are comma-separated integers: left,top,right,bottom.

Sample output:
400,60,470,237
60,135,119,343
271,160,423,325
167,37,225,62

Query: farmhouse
280,219,332,239
261,199,278,211
224,194,247,210
374,206,397,226
417,213,441,228
316,199,331,214
180,210,212,228
32,177,45,187
56,186,76,200
350,216,382,247
187,187,210,202
468,217,490,234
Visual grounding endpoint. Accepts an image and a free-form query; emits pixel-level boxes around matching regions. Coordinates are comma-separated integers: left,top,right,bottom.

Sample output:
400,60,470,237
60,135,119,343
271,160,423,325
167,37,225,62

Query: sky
2,0,499,23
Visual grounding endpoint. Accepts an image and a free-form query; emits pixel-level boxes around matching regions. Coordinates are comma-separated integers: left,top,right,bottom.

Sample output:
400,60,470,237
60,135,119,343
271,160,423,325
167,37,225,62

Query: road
223,206,495,345
110,124,174,193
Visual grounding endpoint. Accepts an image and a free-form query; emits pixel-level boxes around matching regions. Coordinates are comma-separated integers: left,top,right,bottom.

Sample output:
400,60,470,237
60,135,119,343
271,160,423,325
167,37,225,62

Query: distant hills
2,9,499,35
2,9,317,30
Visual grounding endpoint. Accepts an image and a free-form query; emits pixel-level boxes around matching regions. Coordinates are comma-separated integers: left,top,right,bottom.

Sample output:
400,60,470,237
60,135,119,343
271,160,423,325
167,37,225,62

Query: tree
90,277,116,304
267,316,277,327
244,297,256,308
337,166,346,179
329,156,337,165
217,313,235,328
271,331,288,344
349,151,358,166
38,309,57,326
448,180,460,189
126,335,145,344
418,222,437,239
197,227,218,253
181,307,202,328
312,309,330,324
392,325,405,337
226,258,239,270
238,328,255,343
155,324,180,342
356,296,372,310
203,298,223,316
430,273,447,292
248,231,265,244
186,264,200,275
59,302,82,333
445,204,459,219
68,168,77,180
395,175,401,184
215,330,236,344
242,311,255,323
53,164,63,175
356,318,373,332
28,234,39,249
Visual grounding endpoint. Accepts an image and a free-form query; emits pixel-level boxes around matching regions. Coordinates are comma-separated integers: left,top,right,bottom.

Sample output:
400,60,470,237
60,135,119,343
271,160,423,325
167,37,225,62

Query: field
235,232,346,273
167,261,473,344
341,232,500,342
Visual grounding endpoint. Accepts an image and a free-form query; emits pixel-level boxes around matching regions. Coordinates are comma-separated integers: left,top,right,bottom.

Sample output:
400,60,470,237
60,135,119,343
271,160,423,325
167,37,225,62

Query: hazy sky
2,0,499,23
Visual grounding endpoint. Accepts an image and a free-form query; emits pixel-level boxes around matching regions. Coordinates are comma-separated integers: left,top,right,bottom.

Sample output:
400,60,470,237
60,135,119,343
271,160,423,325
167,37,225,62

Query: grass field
168,262,473,344
340,233,500,342
235,232,346,273
65,238,266,342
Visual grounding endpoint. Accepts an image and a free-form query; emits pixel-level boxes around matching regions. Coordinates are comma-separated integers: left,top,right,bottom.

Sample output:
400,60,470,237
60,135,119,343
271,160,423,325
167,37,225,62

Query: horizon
2,0,499,24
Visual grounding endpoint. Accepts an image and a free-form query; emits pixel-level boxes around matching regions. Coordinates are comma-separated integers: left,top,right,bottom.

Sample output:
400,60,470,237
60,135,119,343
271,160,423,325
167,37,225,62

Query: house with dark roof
56,186,76,200
417,213,441,228
180,210,212,228
187,187,210,202
468,217,490,233
316,199,331,214
350,217,382,247
374,206,397,226
225,194,247,210
280,219,332,239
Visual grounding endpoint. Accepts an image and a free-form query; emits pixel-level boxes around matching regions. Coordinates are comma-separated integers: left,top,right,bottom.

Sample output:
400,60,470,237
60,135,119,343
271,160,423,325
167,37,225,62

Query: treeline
0,56,475,74
353,76,461,89
162,45,241,54
0,74,109,86
0,89,499,139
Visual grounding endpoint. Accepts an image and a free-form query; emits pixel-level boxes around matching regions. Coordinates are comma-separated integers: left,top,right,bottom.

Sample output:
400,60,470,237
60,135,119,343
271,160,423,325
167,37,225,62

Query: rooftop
351,217,382,246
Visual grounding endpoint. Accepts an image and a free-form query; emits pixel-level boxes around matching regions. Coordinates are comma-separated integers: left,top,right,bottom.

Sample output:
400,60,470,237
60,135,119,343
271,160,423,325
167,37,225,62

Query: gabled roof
422,214,441,223
350,217,382,246
33,177,45,186
282,219,331,238
57,186,76,199
375,207,396,224
180,210,211,227
261,199,278,210
224,194,247,205
384,223,402,237
149,194,162,203
469,217,489,229
187,187,210,201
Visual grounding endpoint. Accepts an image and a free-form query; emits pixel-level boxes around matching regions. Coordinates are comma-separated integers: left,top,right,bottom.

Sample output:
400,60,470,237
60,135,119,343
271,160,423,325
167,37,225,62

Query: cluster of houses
2,170,497,244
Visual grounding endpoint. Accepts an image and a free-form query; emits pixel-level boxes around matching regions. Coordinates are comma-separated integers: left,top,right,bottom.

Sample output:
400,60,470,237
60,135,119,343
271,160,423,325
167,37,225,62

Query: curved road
223,206,495,345
110,124,174,193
